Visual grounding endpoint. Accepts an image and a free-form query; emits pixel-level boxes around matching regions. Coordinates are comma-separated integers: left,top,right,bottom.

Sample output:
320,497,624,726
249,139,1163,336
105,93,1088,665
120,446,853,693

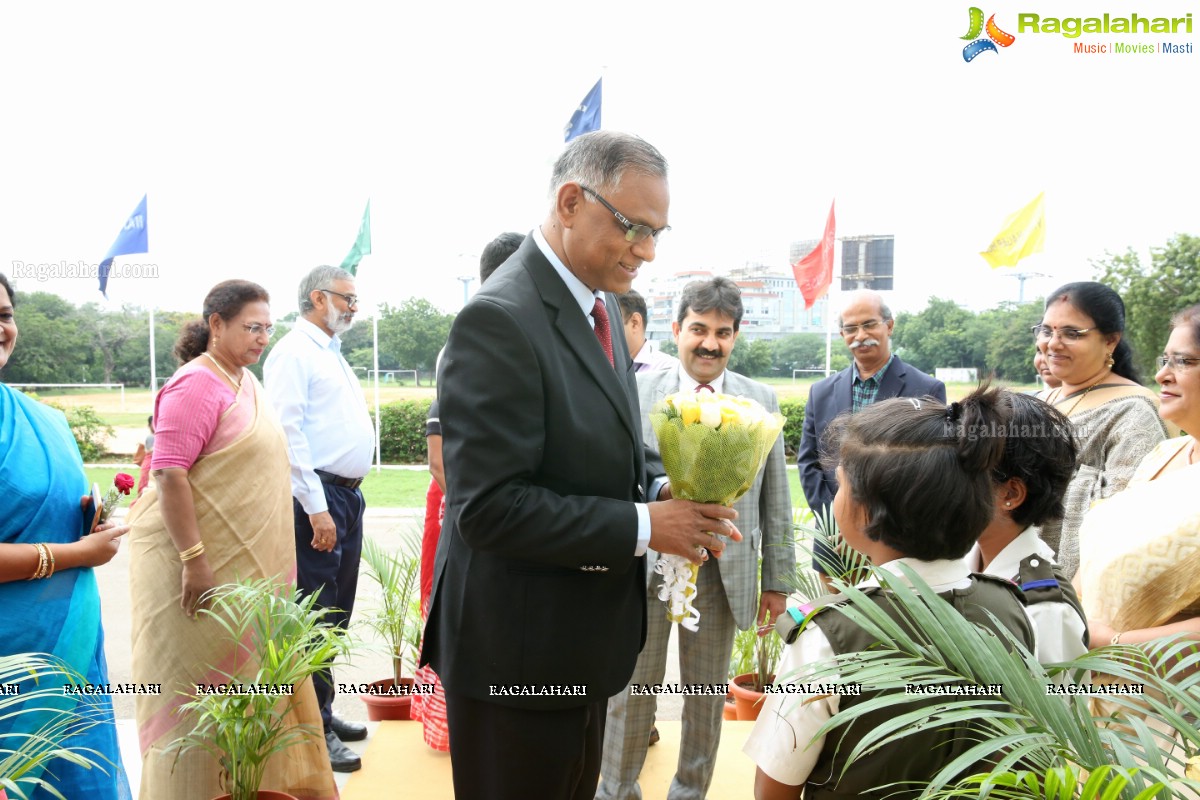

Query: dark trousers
293,483,365,731
444,690,606,800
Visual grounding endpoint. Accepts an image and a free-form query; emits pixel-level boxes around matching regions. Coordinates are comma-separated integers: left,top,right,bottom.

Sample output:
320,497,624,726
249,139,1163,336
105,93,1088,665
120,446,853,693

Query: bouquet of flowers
98,472,135,524
649,392,785,631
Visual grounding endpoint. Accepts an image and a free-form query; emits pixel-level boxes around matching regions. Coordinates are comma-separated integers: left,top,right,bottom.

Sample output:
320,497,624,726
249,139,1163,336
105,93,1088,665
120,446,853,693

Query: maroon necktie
592,297,614,367
695,383,715,393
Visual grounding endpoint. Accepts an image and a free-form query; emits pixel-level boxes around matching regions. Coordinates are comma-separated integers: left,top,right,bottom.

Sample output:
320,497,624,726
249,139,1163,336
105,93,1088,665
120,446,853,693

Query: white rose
699,402,722,428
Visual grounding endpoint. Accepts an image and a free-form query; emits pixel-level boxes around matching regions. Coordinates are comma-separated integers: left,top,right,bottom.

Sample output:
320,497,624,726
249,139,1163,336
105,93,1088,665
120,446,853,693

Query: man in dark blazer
423,131,740,800
798,290,946,546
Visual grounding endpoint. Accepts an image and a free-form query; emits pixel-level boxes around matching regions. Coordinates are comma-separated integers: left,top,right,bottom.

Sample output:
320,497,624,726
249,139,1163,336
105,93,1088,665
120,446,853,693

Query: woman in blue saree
0,273,131,799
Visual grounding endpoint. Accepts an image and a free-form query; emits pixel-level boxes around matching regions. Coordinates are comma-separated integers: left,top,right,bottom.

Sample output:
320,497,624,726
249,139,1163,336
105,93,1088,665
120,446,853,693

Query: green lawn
85,466,435,509
85,466,808,512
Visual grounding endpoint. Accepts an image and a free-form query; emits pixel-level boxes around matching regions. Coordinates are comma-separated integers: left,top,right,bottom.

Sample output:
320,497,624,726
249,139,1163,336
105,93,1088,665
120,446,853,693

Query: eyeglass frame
578,185,670,244
241,323,276,337
1031,324,1094,343
840,319,885,337
1157,353,1200,371
320,288,359,308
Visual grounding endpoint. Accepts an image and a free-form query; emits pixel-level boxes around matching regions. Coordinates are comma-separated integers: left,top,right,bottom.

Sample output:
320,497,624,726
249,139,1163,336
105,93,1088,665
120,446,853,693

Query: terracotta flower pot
729,673,772,721
722,690,738,721
212,792,297,800
360,677,415,721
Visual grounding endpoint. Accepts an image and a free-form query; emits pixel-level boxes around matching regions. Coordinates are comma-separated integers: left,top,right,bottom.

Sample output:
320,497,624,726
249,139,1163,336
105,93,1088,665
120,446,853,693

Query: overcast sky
2,1,1196,320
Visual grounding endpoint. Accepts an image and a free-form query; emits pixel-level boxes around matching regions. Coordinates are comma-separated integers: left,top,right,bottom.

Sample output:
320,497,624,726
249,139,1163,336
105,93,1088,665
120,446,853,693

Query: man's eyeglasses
840,319,883,336
1157,353,1200,371
242,323,275,337
1031,324,1093,343
579,185,670,244
321,289,359,308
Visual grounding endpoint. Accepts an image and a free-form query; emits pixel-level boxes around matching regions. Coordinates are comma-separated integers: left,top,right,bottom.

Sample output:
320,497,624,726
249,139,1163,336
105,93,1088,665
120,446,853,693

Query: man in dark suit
423,130,740,800
798,290,945,552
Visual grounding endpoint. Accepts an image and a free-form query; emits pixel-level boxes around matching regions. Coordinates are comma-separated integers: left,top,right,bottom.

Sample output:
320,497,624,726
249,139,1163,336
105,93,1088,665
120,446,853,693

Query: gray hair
836,291,893,328
676,277,744,331
298,265,354,314
548,131,668,203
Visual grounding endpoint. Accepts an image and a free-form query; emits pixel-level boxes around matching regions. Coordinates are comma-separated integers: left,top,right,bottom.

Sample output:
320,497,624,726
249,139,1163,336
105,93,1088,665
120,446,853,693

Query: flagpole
148,306,157,394
373,309,381,474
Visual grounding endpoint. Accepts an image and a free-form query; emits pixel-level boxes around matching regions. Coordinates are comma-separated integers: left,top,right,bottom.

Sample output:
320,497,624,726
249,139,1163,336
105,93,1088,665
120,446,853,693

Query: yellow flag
980,192,1045,268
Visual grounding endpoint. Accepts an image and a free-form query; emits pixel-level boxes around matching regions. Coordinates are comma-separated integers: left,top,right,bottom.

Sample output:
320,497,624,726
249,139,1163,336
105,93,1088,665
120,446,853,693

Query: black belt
315,469,364,491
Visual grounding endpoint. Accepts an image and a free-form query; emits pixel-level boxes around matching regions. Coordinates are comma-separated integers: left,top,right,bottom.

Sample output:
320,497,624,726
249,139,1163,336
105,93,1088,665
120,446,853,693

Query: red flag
791,201,836,309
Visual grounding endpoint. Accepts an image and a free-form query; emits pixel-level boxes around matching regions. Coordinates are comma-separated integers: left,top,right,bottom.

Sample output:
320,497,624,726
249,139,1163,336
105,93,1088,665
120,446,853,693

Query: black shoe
648,725,660,746
331,715,368,742
325,731,362,773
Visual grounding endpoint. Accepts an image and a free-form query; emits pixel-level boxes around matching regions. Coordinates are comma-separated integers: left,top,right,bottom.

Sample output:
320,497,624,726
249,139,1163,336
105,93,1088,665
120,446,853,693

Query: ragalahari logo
962,7,1016,61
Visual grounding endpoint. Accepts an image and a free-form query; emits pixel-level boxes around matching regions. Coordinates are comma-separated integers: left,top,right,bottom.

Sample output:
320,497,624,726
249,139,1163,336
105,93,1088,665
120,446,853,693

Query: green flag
340,200,372,274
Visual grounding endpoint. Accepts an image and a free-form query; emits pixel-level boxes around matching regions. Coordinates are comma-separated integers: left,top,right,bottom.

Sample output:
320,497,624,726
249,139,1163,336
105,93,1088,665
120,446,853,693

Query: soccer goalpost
9,383,126,410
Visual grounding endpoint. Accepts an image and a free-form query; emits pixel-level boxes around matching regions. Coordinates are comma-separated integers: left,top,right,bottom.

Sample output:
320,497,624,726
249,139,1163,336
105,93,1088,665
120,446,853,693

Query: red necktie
592,297,614,367
695,383,715,393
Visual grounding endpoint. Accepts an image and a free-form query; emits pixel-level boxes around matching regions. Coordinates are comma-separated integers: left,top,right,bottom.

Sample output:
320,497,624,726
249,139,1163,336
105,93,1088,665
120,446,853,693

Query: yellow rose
679,398,701,426
1187,755,1200,781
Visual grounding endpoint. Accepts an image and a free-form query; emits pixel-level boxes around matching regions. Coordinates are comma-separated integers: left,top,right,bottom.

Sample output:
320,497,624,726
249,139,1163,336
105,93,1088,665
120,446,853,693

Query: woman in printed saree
1034,281,1167,578
128,280,335,800
0,273,132,799
1078,303,1200,653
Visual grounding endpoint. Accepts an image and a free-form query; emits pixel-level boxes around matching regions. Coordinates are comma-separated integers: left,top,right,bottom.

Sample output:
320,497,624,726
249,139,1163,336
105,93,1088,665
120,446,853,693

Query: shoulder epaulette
1015,554,1065,605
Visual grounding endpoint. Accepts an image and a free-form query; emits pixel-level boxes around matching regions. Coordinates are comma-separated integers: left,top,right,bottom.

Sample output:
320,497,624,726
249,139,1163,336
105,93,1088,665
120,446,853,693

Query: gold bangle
179,542,206,562
1111,631,1124,646
44,544,56,578
29,543,47,580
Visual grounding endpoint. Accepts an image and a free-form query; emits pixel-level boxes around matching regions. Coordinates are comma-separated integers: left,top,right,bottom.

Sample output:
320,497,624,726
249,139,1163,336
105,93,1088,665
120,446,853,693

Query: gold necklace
203,351,243,391
1056,373,1109,417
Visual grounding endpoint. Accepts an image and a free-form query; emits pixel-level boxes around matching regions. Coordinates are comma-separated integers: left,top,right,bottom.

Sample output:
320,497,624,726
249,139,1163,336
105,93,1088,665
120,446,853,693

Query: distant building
643,235,895,343
642,266,830,343
839,234,895,291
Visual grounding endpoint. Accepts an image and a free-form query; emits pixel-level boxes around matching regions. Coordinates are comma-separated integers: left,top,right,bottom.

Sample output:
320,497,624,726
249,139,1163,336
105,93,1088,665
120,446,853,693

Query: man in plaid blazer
598,277,795,800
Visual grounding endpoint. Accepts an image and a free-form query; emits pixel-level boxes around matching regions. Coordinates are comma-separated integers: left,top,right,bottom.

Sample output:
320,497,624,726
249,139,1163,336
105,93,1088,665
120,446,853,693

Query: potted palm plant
168,578,352,800
358,537,421,721
785,563,1200,799
1,653,112,800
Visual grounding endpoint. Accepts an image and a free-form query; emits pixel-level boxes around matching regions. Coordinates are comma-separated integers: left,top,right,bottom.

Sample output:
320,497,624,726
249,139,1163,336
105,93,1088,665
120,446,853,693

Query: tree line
0,295,456,387
3,234,1194,387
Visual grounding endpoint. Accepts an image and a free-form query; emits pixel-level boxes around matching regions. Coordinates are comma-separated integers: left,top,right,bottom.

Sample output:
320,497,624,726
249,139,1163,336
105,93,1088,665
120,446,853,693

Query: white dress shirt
633,339,679,373
743,558,976,788
532,227,655,555
968,528,1088,667
263,317,375,515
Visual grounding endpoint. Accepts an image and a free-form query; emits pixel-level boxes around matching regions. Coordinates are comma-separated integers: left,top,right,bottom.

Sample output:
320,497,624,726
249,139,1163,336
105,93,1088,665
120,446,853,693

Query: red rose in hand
115,473,136,495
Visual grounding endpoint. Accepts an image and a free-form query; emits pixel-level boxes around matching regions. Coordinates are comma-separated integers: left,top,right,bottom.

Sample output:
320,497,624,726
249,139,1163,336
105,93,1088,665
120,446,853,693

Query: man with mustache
264,265,375,772
797,290,944,572
599,277,793,800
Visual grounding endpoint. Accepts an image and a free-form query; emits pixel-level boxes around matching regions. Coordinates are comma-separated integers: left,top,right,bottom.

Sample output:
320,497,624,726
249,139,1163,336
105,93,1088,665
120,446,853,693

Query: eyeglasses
578,185,670,244
840,319,883,336
1157,353,1200,371
321,289,359,308
1031,324,1093,343
242,323,275,337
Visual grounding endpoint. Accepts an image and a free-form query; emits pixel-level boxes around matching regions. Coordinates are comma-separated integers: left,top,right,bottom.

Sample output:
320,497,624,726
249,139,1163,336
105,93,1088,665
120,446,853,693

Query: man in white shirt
264,265,376,773
617,289,678,374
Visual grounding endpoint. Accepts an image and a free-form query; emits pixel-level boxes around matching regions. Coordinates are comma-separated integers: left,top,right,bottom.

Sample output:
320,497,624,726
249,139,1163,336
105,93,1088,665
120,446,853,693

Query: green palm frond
0,653,113,800
168,577,353,800
778,562,1200,799
360,536,421,685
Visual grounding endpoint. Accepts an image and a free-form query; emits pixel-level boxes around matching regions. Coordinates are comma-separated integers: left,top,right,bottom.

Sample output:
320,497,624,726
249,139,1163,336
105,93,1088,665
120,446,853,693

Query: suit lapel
523,248,640,448
876,356,906,400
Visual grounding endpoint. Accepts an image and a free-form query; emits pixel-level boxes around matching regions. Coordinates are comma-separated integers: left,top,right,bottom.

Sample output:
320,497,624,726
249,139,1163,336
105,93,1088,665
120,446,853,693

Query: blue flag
98,194,148,298
564,78,602,142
